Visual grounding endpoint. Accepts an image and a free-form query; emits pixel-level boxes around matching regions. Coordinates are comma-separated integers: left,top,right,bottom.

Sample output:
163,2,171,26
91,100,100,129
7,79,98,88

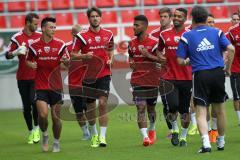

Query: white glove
12,43,27,56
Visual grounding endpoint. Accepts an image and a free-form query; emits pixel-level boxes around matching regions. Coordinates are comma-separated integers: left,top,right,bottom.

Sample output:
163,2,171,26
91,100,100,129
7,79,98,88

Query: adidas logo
196,38,214,52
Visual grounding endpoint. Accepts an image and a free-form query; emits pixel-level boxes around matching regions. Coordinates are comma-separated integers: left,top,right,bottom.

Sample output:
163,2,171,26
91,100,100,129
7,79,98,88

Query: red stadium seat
52,0,70,10
10,15,25,28
162,0,180,5
144,9,159,22
144,0,158,5
73,0,89,8
184,0,203,4
96,0,114,8
228,6,239,15
101,11,117,24
55,13,73,26
30,1,48,11
7,2,26,12
0,16,6,28
206,0,224,2
209,6,229,18
77,12,89,25
118,0,136,7
121,10,139,23
0,2,4,12
227,0,240,2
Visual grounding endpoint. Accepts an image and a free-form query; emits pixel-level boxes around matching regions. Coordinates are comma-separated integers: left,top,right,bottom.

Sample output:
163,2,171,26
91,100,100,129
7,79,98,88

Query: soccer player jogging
66,24,90,140
228,8,240,126
5,13,41,144
72,7,114,148
177,6,234,153
128,15,161,146
150,7,173,139
156,8,192,147
26,17,69,152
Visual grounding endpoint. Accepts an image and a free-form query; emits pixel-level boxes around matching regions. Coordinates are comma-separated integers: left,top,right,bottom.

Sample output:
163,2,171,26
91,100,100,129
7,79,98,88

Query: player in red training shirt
27,17,69,152
128,15,162,146
150,7,173,139
229,7,240,127
66,24,90,140
72,7,114,148
157,8,192,147
6,13,41,144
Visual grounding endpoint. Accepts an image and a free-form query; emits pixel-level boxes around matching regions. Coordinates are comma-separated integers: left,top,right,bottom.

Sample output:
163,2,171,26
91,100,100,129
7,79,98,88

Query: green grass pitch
0,101,239,160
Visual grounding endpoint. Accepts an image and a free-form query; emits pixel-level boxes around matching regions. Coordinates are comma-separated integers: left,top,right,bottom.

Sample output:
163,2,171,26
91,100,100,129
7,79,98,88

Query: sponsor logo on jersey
196,38,214,52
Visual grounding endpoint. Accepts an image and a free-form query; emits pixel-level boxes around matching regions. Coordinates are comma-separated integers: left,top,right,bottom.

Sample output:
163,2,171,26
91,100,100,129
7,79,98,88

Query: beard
134,31,143,37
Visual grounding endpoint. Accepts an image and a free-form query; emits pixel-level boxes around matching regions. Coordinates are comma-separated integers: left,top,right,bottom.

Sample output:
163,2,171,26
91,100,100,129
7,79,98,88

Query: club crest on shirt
132,47,136,52
88,38,92,44
174,36,180,43
28,39,34,45
138,45,144,51
95,36,101,43
44,46,50,53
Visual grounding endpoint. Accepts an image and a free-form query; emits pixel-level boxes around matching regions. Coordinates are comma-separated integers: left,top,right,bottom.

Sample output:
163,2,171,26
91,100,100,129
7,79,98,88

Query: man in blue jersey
176,6,235,153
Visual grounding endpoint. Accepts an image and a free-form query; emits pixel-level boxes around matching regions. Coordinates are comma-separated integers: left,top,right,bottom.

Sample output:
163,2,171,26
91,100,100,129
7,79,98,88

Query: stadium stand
144,9,159,22
101,11,118,24
52,0,71,10
118,0,137,7
96,0,115,8
206,0,224,2
55,13,73,26
0,2,4,12
184,0,203,4
77,12,89,25
73,0,89,8
10,15,25,28
209,6,229,18
143,0,159,6
121,10,140,23
0,16,6,28
30,1,49,11
162,0,181,5
7,2,26,12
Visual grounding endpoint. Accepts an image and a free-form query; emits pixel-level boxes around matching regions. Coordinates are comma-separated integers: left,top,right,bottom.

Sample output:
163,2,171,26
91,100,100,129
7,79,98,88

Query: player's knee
180,113,190,123
167,113,177,122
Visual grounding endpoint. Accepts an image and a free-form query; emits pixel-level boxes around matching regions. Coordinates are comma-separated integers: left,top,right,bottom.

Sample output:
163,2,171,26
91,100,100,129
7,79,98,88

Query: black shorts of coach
132,85,158,106
69,88,87,113
82,75,111,103
36,90,63,106
230,73,240,101
193,67,228,106
161,80,192,114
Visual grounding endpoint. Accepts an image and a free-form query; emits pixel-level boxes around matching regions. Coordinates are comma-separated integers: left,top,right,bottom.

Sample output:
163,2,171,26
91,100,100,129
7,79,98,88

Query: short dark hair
208,13,214,18
87,7,102,18
134,15,148,25
159,7,172,17
25,13,39,24
41,17,56,28
176,8,188,18
232,12,239,17
191,6,208,23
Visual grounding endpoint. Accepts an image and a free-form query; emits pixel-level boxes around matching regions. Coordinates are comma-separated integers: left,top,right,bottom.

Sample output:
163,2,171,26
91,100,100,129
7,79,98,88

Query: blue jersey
176,25,230,72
